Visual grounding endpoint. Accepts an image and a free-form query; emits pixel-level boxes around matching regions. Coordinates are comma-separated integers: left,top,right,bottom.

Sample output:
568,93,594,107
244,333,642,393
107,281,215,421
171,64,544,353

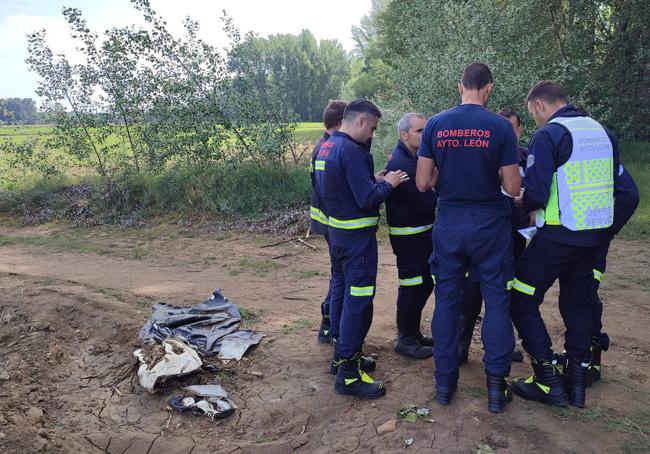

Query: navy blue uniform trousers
329,230,378,358
510,235,599,363
431,207,514,387
459,229,526,341
390,231,434,337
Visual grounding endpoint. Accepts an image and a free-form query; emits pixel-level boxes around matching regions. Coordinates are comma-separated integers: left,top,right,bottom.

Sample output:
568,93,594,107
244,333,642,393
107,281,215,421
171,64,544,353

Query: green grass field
0,124,646,238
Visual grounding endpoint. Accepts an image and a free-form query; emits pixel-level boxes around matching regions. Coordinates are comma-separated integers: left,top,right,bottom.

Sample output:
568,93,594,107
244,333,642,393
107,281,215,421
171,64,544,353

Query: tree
0,98,39,124
362,0,649,140
230,30,350,122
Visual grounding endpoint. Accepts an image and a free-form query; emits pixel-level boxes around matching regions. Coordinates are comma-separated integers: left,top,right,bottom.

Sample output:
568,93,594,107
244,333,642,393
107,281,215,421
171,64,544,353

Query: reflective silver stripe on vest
549,116,614,231
388,224,433,236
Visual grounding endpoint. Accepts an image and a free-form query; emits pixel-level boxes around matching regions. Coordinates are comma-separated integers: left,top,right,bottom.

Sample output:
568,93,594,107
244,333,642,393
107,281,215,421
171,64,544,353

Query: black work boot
587,333,609,386
334,352,386,400
458,340,470,364
457,315,474,364
395,334,433,359
486,373,513,413
417,332,434,347
434,382,457,406
512,357,569,407
566,358,589,408
329,349,376,375
511,349,524,362
317,316,332,344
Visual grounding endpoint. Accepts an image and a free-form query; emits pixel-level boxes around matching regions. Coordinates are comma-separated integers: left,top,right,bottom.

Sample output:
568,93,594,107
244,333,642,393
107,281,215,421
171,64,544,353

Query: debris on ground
376,419,398,435
133,289,263,418
133,337,202,393
402,436,414,448
169,384,236,421
397,405,435,423
139,288,263,357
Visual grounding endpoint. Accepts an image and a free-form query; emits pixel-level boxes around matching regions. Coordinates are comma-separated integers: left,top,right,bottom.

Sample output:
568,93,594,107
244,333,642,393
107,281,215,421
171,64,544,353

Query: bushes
0,164,310,224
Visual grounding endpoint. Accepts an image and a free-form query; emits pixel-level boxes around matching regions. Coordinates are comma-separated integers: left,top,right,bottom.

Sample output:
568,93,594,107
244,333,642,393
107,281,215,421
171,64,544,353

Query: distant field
0,123,646,238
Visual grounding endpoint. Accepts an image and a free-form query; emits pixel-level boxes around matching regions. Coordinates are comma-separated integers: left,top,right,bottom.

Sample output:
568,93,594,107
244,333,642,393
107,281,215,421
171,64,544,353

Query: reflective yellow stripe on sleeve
314,160,326,171
399,276,423,287
329,216,380,230
309,207,329,226
388,224,433,236
512,278,535,296
431,274,437,285
350,285,375,297
506,280,514,290
593,269,604,283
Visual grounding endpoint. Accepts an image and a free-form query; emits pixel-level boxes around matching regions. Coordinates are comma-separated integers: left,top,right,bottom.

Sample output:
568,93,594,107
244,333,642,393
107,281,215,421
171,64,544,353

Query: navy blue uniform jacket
316,131,392,235
385,140,436,228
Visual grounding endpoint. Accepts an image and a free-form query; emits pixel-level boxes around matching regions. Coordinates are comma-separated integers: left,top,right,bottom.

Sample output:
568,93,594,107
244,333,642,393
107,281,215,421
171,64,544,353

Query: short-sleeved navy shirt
417,104,519,211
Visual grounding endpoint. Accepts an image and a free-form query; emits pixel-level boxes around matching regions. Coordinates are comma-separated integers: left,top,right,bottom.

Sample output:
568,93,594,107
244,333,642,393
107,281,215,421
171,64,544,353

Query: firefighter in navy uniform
315,99,409,400
557,162,639,384
457,108,528,363
510,81,620,408
416,63,521,413
310,100,347,344
385,113,436,359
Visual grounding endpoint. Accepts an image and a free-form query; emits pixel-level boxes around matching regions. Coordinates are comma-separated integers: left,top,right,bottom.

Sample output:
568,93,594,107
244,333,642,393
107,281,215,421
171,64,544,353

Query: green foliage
363,0,650,141
23,0,298,178
230,29,349,122
0,163,310,222
618,141,650,239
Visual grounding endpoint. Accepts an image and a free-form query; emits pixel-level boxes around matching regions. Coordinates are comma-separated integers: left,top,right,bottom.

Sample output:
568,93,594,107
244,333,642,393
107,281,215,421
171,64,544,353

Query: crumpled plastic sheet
133,337,203,393
139,289,263,357
169,384,237,420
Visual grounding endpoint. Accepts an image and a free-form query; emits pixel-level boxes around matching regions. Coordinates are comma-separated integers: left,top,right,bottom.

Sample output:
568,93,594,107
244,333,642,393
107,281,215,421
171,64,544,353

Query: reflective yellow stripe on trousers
512,278,535,296
329,216,379,230
593,269,604,283
350,285,375,297
399,276,423,287
388,224,433,236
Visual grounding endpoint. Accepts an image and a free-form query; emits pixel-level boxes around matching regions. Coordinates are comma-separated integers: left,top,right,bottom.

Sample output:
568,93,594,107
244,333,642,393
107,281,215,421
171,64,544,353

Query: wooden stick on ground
260,236,299,248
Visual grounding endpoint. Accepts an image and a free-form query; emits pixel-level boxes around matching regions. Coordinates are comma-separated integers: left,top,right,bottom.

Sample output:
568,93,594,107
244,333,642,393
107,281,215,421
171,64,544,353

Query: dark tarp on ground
139,289,263,359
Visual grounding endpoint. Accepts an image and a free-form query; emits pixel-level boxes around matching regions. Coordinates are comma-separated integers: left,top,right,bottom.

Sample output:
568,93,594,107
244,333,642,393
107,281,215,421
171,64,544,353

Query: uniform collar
396,140,417,162
333,131,372,152
549,104,583,121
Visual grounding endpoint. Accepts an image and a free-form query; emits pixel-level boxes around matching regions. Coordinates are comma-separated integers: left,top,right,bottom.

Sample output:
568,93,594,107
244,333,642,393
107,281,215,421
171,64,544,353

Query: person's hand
375,169,388,183
527,211,536,226
384,170,409,188
513,188,525,207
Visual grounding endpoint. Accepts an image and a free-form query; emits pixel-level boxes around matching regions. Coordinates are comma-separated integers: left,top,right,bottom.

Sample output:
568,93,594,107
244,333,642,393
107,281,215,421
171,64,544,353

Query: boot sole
394,346,433,360
334,384,386,400
512,385,568,407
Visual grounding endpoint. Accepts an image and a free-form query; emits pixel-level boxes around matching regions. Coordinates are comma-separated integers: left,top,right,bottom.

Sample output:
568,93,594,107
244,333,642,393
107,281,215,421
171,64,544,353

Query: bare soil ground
0,218,648,453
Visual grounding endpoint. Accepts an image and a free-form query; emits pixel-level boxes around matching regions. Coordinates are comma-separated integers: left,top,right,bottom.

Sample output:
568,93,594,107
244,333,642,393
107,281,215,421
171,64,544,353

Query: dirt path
0,221,648,453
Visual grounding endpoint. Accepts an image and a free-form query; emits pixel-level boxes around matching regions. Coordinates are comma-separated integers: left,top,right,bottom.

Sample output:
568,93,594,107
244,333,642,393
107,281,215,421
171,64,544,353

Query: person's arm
522,130,556,212
499,120,521,196
501,164,521,196
415,119,439,192
344,148,406,210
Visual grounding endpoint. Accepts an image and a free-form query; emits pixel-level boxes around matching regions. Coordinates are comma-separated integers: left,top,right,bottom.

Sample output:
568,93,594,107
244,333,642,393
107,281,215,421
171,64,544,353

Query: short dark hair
461,62,493,90
525,80,567,105
497,107,521,127
343,99,382,121
323,100,346,129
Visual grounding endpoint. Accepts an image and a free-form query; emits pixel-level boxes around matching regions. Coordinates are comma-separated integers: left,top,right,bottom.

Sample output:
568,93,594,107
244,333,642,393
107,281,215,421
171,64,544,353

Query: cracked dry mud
0,221,648,453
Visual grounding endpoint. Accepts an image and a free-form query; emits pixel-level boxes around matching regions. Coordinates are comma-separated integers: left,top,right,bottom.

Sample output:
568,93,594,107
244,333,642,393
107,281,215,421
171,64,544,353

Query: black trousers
390,231,434,337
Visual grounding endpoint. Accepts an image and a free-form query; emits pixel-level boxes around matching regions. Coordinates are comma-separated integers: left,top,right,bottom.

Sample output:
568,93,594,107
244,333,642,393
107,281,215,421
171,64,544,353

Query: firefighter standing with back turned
416,62,521,413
